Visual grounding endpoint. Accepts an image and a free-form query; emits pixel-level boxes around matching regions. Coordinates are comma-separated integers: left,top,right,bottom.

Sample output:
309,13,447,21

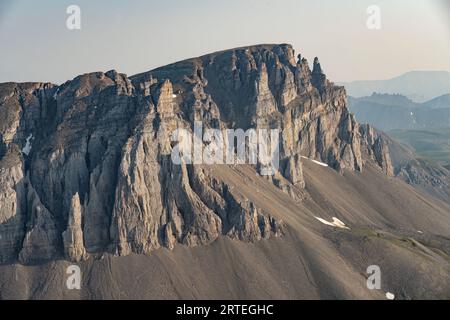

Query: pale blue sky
0,0,449,83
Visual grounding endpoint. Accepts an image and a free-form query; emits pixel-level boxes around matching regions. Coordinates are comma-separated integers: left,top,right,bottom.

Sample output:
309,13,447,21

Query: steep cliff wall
0,44,393,264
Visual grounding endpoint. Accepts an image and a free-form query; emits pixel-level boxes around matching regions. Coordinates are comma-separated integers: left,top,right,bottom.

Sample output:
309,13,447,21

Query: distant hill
388,127,450,169
340,71,450,102
422,93,450,109
348,93,450,131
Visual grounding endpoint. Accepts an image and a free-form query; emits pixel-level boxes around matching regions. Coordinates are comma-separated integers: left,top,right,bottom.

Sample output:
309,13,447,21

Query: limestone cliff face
62,193,86,262
0,44,392,264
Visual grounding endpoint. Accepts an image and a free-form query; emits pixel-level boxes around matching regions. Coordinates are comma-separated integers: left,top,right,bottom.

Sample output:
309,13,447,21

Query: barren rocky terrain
0,44,449,299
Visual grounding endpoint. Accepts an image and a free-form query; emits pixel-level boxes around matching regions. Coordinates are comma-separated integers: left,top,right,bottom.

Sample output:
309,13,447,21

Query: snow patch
22,134,33,156
315,216,350,229
53,88,59,100
385,292,395,300
300,156,329,167
311,159,328,167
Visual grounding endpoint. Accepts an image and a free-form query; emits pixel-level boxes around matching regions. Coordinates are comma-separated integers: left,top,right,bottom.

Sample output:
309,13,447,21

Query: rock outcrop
0,44,393,264
62,193,86,262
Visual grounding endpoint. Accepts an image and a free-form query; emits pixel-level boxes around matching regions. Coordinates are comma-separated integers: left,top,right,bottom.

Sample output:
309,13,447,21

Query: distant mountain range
340,71,450,102
348,93,450,131
347,92,450,175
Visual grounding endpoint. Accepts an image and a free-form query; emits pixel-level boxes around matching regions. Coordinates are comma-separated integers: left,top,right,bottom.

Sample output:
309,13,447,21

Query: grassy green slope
388,127,450,168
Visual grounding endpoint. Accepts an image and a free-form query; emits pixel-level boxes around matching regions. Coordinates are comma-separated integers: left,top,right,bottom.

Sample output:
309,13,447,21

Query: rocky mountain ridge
0,44,393,264
340,71,450,103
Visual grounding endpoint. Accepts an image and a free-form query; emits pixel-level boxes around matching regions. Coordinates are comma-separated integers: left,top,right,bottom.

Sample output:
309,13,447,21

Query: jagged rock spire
312,57,323,74
311,57,327,91
62,193,87,262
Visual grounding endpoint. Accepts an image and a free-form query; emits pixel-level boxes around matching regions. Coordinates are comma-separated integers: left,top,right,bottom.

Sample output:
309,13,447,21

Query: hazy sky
1,0,449,83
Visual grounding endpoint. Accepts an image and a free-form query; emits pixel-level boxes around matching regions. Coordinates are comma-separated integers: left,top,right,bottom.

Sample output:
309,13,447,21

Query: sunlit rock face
0,44,392,263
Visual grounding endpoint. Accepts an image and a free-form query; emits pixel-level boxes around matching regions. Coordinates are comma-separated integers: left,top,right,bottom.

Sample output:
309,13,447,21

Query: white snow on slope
385,292,395,300
22,134,33,156
300,156,329,167
311,159,328,167
315,216,350,229
53,88,59,100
